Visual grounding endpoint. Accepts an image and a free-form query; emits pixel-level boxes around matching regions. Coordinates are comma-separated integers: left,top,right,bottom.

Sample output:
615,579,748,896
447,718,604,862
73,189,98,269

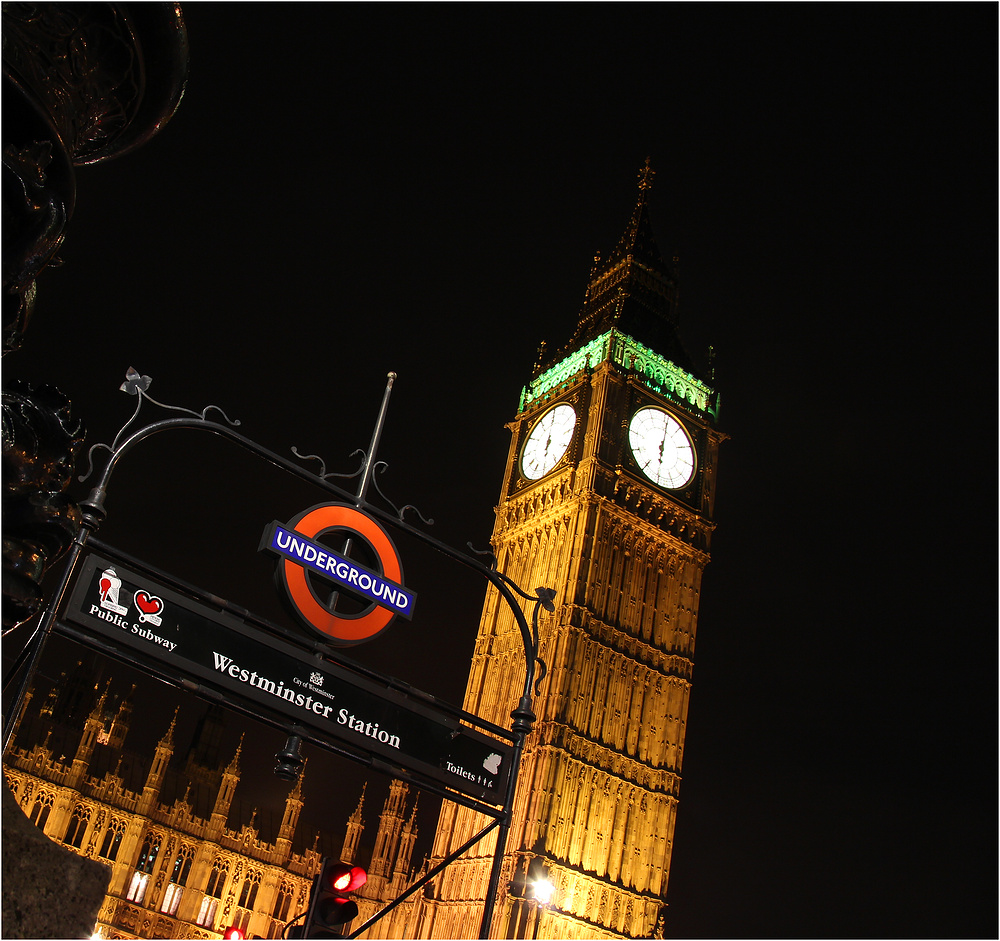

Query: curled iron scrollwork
290,447,366,482
79,367,240,483
289,447,435,527
465,544,555,694
370,462,434,526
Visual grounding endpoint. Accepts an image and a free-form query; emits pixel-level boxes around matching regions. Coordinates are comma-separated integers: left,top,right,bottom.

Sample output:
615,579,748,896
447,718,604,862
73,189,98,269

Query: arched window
127,830,162,904
99,818,126,861
172,847,193,886
136,831,162,874
28,792,53,830
238,868,261,909
204,857,228,898
63,804,91,848
196,857,229,928
271,880,294,921
161,844,195,915
126,872,150,904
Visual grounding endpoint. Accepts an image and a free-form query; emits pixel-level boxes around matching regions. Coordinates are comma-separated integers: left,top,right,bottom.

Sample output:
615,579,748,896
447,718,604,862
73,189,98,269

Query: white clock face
521,404,577,480
628,407,695,489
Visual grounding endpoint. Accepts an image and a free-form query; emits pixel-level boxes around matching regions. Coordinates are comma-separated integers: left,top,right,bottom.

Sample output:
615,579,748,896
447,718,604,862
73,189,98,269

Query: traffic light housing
222,928,245,940
303,858,367,938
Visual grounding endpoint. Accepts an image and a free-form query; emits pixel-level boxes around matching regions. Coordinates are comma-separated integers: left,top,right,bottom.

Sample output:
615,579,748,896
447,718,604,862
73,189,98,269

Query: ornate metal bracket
467,543,554,696
79,367,240,484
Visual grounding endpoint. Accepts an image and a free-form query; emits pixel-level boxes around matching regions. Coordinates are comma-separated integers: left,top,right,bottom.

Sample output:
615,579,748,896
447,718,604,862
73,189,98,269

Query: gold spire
225,733,244,774
637,156,655,199
349,782,367,822
158,706,179,747
289,758,306,800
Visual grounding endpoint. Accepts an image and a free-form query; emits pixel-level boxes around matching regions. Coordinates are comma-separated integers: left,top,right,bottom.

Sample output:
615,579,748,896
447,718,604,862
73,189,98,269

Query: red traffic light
304,859,369,936
328,863,367,894
222,928,245,940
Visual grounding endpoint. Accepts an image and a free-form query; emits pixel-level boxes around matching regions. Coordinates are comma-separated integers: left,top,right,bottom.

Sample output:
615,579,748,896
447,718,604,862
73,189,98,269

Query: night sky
3,4,996,939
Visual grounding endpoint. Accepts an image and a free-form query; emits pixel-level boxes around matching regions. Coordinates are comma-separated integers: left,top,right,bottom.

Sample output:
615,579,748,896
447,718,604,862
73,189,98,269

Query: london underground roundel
260,503,416,646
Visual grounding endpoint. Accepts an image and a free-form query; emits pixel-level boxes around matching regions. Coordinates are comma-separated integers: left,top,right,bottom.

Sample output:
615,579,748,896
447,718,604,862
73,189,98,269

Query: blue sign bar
263,523,415,619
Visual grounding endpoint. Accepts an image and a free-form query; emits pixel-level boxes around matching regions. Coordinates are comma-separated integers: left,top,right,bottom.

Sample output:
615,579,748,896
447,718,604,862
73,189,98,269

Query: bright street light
532,878,554,906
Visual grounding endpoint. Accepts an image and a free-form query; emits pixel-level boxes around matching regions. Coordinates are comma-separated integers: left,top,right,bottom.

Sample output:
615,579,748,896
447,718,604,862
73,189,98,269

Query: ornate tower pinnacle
370,780,410,880
69,679,111,784
342,783,367,864
288,759,305,801
158,706,179,748
108,684,134,751
278,760,306,858
638,155,655,197
548,159,692,376
225,733,244,774
395,796,420,879
210,735,244,835
140,707,178,813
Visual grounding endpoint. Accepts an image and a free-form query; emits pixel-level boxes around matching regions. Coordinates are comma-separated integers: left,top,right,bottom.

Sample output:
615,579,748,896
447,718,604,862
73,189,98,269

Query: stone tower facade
414,163,724,940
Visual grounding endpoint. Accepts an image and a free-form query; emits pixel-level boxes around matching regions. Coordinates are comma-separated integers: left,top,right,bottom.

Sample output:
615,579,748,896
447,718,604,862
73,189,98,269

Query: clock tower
415,162,724,940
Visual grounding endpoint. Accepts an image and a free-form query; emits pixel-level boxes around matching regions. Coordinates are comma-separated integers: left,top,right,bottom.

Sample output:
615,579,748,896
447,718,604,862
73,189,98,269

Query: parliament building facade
3,669,423,940
3,164,722,940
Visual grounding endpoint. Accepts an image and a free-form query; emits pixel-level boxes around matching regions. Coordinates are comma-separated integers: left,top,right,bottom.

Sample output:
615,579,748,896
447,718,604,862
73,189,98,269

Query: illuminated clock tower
415,162,724,940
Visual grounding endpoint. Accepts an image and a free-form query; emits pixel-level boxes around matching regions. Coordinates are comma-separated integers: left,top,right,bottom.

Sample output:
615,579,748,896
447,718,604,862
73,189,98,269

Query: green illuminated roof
519,329,719,420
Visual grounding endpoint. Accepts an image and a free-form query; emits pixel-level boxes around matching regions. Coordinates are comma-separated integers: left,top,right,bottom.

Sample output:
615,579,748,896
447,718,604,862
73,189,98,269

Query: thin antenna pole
355,371,397,505
327,371,397,610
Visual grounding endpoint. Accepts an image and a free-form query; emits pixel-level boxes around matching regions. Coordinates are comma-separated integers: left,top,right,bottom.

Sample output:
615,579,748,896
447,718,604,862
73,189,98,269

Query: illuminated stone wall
410,344,722,939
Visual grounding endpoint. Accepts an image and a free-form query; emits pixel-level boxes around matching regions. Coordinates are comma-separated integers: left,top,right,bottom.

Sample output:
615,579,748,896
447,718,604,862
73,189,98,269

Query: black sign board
62,552,511,803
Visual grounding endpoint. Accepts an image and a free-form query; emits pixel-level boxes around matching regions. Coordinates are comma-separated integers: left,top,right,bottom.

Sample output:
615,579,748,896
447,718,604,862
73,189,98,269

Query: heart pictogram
134,591,164,616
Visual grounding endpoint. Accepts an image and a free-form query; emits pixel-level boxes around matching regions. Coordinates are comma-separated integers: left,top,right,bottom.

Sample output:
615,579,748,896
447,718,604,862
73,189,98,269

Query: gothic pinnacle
226,733,245,773
159,706,179,746
637,156,655,198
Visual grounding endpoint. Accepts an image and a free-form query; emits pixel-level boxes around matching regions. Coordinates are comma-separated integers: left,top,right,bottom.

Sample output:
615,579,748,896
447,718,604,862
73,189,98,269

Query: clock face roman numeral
628,407,695,489
521,404,577,480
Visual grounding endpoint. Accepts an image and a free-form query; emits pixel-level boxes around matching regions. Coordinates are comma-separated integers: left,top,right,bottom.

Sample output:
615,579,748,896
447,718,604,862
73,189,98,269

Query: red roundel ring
281,503,403,645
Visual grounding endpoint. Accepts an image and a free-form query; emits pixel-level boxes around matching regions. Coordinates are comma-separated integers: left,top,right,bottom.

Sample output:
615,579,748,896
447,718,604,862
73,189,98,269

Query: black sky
4,3,996,939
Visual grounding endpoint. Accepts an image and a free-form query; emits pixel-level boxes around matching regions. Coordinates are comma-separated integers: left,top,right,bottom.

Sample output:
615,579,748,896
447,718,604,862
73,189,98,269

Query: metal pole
355,372,396,504
329,372,396,608
478,693,534,939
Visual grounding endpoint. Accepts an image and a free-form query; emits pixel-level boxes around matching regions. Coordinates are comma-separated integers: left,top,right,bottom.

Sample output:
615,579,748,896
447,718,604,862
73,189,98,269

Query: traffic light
302,858,367,938
222,928,245,940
